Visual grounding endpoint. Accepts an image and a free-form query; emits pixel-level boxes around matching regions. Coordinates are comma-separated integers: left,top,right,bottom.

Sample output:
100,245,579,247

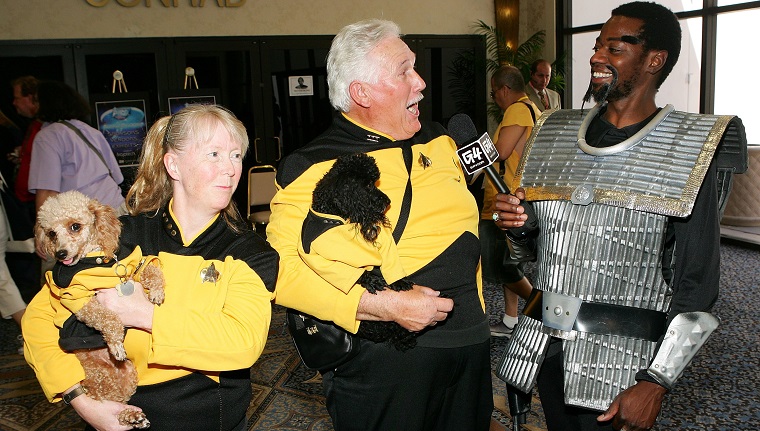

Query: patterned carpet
0,239,757,430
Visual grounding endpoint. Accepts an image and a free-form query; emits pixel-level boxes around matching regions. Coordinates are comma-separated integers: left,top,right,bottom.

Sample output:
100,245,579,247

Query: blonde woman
23,105,278,431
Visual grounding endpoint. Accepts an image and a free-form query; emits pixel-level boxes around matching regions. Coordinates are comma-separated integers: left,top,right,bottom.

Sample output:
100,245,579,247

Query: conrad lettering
85,0,246,7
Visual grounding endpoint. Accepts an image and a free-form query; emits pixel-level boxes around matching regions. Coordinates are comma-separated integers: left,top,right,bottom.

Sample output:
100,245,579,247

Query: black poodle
308,152,416,351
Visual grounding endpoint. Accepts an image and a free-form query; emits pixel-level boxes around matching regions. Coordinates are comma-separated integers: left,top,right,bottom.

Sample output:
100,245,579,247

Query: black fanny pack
285,311,361,372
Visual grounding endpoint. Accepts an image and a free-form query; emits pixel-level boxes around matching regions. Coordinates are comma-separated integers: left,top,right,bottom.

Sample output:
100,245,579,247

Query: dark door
170,38,259,129
254,35,487,164
406,35,488,134
170,38,261,212
73,39,169,123
0,41,75,130
257,36,335,165
72,39,170,192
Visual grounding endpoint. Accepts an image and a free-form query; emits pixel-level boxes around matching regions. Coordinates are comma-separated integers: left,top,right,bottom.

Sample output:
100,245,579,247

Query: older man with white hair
268,19,493,431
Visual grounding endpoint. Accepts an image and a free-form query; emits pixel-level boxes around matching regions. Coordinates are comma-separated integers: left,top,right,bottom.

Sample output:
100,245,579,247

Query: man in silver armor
493,2,747,431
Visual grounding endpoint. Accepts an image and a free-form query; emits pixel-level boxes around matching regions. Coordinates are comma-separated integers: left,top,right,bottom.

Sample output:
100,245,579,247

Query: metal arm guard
647,312,719,390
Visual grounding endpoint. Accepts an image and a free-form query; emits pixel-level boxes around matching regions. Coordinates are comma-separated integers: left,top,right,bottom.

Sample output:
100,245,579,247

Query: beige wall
1,0,554,56
1,0,494,39
521,0,557,62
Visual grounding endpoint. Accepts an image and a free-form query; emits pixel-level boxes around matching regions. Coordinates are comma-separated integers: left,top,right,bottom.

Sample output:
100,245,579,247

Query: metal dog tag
116,280,135,297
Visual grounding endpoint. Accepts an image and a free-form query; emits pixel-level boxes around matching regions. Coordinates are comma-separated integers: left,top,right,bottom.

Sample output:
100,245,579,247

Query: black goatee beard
581,65,619,110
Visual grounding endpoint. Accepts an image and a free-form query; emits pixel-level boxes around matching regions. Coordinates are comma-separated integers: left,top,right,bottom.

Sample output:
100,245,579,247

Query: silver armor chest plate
532,201,670,310
498,107,731,411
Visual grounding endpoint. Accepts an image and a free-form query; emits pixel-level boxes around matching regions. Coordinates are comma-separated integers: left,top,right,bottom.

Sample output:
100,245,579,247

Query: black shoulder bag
286,144,414,372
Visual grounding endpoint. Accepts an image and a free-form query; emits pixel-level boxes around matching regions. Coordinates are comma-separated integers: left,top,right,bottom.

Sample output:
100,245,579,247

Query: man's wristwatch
62,385,87,405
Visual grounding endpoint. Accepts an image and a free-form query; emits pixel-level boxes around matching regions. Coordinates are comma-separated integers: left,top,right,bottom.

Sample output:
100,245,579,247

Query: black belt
523,289,667,342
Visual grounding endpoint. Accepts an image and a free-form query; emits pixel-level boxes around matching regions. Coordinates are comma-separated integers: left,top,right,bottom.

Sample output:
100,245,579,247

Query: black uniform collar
277,111,446,189
159,204,229,249
334,112,397,144
586,106,662,148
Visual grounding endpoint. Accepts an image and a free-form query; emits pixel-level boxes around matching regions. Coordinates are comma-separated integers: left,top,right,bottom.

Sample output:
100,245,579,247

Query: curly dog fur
35,190,165,428
312,153,417,351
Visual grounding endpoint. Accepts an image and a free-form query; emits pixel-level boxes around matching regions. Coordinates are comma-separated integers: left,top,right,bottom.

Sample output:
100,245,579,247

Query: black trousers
323,338,493,431
537,339,615,431
85,418,245,431
84,372,249,431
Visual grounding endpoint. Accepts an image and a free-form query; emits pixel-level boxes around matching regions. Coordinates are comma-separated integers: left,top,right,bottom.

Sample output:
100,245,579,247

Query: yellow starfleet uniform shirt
23,209,277,402
298,209,407,293
269,113,488,348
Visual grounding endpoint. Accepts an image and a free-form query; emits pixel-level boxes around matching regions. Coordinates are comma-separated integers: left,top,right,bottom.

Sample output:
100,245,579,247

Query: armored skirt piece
497,105,747,411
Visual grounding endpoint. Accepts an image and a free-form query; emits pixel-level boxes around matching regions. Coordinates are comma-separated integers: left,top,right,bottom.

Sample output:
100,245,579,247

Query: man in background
481,65,538,338
11,76,40,209
525,59,561,111
6,76,41,317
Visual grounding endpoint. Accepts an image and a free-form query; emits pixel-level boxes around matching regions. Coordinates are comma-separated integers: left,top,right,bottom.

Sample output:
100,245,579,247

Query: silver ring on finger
492,211,500,222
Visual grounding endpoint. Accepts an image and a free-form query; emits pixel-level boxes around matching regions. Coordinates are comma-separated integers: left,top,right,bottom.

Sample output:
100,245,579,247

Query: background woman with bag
27,81,125,263
27,81,124,213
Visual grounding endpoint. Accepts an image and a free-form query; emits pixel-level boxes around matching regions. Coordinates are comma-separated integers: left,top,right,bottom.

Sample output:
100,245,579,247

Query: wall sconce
494,0,519,57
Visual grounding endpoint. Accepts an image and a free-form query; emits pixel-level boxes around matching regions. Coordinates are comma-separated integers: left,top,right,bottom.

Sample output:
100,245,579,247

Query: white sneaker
489,321,514,338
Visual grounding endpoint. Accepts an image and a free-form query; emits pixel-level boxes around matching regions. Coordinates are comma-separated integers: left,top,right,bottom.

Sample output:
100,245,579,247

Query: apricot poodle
35,190,164,428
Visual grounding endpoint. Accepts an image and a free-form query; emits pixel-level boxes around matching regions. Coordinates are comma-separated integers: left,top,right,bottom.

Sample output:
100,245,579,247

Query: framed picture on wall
288,75,314,96
167,89,220,114
91,92,150,168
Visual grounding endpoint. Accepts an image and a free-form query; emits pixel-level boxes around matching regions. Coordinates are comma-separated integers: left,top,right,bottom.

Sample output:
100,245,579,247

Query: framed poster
167,89,220,114
91,93,149,167
288,75,314,96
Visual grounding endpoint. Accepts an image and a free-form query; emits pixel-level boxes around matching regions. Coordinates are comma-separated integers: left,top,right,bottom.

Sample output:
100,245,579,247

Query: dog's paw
109,343,127,361
357,271,388,294
363,284,382,294
142,265,165,305
118,409,150,429
148,287,165,305
388,278,414,292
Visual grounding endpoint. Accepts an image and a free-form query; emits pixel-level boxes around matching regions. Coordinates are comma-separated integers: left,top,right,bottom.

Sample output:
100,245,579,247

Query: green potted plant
449,20,565,124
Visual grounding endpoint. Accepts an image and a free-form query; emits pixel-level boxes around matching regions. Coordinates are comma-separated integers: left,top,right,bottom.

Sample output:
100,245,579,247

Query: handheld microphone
448,113,509,194
447,113,538,243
